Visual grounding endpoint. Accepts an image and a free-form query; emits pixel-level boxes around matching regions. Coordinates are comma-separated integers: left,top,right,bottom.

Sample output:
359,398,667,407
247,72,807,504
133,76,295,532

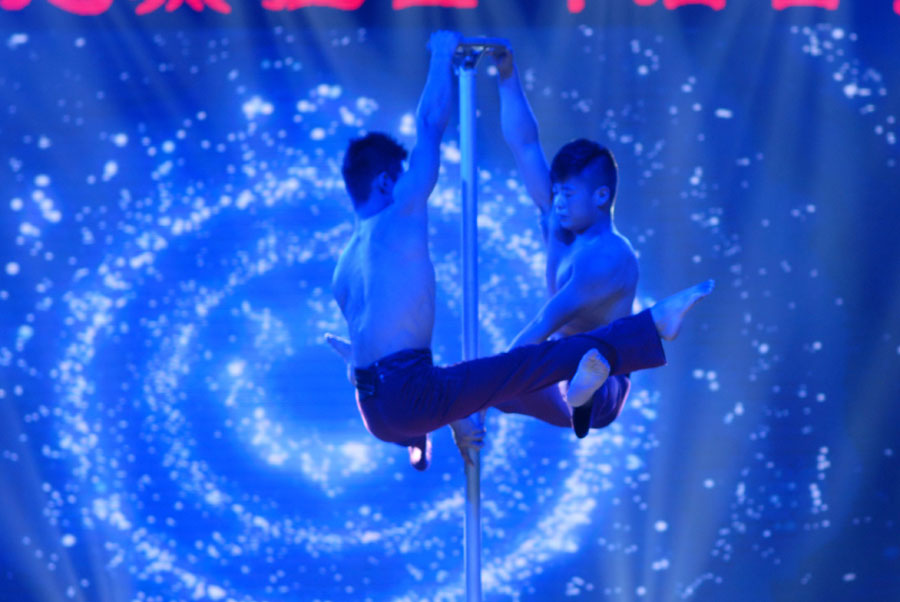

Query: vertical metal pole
458,61,483,602
459,68,479,365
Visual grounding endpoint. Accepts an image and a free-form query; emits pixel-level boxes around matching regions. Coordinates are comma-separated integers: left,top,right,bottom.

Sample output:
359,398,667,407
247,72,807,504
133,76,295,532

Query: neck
355,196,389,221
576,211,613,238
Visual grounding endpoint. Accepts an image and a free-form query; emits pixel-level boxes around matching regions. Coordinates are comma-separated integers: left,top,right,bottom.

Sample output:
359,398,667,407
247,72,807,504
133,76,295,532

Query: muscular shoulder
363,205,426,250
573,233,638,288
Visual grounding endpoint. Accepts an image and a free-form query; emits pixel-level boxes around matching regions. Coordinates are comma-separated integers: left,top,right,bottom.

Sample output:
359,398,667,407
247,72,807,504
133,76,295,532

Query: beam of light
1,5,897,600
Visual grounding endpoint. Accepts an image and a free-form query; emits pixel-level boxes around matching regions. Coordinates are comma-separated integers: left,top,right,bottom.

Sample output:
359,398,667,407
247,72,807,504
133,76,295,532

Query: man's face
552,173,597,232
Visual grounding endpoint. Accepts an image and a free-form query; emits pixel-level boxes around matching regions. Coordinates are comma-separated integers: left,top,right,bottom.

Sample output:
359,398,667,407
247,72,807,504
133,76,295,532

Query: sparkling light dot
227,360,245,377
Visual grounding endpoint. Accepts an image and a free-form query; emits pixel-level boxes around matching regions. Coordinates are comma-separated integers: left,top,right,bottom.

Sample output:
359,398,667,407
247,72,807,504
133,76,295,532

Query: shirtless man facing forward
488,47,713,438
329,31,712,470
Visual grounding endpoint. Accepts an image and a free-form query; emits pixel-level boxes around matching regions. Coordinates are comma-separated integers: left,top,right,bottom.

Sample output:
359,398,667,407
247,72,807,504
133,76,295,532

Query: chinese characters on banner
0,0,475,10
261,0,473,11
664,0,727,8
393,0,477,8
613,0,727,9
261,0,362,9
136,0,231,13
576,0,847,11
0,0,112,13
6,0,900,15
772,0,839,9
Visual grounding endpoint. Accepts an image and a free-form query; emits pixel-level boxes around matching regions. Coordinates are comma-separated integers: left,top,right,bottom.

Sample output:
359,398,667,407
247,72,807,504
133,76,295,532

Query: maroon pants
492,374,631,430
353,309,665,445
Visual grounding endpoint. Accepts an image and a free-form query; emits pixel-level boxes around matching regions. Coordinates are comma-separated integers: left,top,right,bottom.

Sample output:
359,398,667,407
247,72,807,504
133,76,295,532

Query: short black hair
550,139,618,205
341,133,408,208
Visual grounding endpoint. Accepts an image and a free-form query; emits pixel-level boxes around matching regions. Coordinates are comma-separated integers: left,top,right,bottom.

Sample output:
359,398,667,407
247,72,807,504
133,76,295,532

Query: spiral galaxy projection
1,19,897,602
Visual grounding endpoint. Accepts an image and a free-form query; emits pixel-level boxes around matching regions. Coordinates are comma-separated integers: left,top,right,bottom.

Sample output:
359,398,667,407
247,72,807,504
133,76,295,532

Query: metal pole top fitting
453,36,511,70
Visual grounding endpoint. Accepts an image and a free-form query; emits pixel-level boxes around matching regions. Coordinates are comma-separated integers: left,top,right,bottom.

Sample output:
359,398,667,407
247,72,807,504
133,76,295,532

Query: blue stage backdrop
1,2,899,601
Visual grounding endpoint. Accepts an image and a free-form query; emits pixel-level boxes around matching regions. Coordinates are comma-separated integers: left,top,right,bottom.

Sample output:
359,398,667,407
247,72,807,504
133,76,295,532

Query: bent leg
572,373,632,438
394,434,430,471
493,384,572,428
394,434,428,449
586,309,666,375
587,374,631,429
383,309,664,436
493,375,631,430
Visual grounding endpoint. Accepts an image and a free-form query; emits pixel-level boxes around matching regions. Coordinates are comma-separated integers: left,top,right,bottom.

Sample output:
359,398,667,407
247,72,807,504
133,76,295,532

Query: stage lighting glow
0,13,898,602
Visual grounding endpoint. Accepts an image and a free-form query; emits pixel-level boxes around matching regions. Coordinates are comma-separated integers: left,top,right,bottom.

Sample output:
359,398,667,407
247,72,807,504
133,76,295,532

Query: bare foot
408,435,432,472
324,333,355,385
324,333,352,362
450,412,486,468
565,349,610,409
650,279,715,341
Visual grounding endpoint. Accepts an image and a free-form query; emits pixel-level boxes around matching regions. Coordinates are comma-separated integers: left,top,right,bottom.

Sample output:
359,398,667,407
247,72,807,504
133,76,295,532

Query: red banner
2,0,889,15
772,0,839,9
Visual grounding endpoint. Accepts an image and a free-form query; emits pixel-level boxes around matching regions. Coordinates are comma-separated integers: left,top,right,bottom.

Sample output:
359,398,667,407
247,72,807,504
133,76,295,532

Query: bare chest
548,234,639,334
547,240,578,294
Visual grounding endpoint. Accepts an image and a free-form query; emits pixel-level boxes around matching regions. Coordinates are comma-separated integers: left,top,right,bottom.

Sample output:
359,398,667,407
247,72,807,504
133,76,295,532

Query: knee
592,376,631,429
492,400,518,415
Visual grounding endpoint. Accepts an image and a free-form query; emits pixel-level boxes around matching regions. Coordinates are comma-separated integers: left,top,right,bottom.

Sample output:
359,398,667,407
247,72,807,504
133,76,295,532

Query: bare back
333,209,435,368
331,34,456,370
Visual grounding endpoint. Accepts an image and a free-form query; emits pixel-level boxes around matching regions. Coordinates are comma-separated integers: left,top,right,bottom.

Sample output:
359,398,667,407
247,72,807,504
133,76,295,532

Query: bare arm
494,48,553,215
508,279,588,348
393,31,460,216
507,250,634,348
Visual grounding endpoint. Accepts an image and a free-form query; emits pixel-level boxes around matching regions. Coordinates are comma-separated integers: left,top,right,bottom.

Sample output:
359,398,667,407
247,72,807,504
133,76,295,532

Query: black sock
572,401,593,439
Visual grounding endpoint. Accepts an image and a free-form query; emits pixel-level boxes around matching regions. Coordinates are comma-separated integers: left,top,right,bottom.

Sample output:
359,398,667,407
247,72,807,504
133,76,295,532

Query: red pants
493,373,631,430
353,309,664,445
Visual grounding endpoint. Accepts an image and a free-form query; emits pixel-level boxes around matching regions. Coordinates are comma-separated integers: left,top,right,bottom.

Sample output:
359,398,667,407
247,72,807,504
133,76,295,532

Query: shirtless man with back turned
330,31,713,470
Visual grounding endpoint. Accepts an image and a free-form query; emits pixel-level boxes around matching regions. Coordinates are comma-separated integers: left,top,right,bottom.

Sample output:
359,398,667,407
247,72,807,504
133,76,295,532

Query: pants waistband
354,348,432,397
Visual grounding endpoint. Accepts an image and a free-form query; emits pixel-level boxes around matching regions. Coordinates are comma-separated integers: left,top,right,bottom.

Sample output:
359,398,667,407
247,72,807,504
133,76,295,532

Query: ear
593,186,611,209
373,171,392,196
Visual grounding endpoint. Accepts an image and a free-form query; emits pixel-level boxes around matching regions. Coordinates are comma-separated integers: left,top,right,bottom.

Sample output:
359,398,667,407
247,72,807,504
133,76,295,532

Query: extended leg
365,280,713,439
383,308,664,437
493,383,572,427
493,374,632,434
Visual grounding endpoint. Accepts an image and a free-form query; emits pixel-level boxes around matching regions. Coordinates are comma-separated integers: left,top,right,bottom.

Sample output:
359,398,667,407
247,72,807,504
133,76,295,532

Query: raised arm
494,48,553,215
392,31,460,216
